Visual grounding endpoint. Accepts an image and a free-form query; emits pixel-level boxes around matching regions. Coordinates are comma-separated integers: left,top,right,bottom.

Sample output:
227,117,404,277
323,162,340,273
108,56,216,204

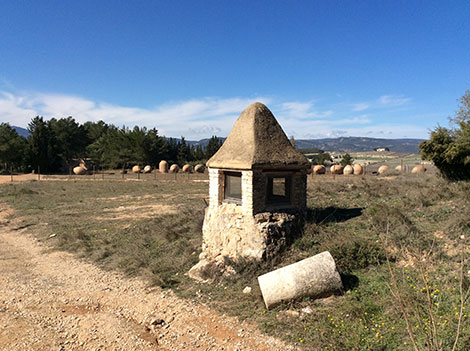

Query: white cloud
0,92,38,128
0,91,271,138
280,101,333,120
351,102,370,111
378,94,411,106
0,90,427,139
349,94,411,113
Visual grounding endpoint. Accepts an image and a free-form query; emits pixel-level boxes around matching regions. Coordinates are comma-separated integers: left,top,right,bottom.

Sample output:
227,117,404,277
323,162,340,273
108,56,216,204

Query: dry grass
1,172,469,350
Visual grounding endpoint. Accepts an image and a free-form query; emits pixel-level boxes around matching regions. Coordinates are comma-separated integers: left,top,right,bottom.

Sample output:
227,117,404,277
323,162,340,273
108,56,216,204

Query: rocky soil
0,204,295,351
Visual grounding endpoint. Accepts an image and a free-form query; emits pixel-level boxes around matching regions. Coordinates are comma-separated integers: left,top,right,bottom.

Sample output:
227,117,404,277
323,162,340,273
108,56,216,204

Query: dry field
347,152,435,174
1,172,469,350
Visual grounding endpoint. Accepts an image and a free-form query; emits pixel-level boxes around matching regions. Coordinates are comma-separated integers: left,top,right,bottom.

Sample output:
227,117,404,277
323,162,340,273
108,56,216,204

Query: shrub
329,238,387,272
420,90,470,181
340,153,354,167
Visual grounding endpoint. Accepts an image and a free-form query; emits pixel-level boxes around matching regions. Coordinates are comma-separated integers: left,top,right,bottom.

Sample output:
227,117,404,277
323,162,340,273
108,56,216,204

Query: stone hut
199,102,310,263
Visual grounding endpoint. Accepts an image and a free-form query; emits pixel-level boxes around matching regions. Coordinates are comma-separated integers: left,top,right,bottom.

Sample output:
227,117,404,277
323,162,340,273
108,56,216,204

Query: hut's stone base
188,204,302,281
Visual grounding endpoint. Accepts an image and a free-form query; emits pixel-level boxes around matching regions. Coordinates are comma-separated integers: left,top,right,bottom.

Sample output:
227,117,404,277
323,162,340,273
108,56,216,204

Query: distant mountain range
13,126,29,138
186,137,226,147
189,136,424,154
11,125,424,153
294,137,425,153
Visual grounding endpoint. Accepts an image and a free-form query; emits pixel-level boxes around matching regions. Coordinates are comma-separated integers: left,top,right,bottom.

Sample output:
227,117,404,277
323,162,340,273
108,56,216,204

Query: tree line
0,116,223,173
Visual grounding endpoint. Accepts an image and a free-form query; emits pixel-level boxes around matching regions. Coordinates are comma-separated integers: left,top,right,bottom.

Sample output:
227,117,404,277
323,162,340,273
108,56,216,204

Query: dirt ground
0,205,294,351
0,174,39,184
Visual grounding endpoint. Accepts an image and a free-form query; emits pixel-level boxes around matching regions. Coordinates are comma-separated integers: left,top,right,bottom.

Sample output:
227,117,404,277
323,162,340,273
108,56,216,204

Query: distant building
374,147,390,152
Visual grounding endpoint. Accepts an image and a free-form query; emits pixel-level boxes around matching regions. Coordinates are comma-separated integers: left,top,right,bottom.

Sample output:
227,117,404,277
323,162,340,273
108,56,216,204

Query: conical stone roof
207,102,310,170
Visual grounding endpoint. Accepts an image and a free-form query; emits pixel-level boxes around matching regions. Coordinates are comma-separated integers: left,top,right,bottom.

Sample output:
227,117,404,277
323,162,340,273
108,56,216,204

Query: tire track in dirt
0,205,295,351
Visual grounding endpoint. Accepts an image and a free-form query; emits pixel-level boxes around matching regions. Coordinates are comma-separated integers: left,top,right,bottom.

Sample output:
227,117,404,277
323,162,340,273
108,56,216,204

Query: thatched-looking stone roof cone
206,103,310,170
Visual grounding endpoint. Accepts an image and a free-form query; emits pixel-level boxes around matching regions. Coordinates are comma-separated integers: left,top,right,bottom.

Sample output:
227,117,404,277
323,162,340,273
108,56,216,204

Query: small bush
329,239,387,272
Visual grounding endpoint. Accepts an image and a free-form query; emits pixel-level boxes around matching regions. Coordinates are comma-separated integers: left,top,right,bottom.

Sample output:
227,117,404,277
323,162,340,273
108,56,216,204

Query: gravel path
0,205,295,351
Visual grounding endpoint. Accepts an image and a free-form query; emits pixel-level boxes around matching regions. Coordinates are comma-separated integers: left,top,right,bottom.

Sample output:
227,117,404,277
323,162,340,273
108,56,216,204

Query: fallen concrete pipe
257,251,343,309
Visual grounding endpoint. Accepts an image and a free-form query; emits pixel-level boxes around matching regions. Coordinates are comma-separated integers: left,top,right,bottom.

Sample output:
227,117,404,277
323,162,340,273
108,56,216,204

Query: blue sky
1,0,469,139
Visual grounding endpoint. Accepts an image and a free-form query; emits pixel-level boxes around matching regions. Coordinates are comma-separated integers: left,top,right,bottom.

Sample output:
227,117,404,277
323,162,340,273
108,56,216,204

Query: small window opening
224,172,242,203
267,175,291,205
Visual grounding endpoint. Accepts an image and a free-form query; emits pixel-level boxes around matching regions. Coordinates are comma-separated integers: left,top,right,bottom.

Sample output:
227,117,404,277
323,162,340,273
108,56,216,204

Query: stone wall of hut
291,170,307,209
208,168,224,208
203,167,307,260
201,202,264,259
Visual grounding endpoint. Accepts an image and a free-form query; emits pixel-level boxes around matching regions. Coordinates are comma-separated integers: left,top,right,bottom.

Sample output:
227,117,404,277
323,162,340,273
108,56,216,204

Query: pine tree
177,137,191,164
48,117,86,166
205,136,223,159
0,123,28,171
28,116,55,172
340,153,354,167
193,144,205,161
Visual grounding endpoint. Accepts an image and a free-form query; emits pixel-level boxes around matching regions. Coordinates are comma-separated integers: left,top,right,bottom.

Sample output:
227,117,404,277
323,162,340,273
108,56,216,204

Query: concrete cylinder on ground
182,164,193,173
353,164,363,175
412,165,426,173
258,251,343,309
143,165,152,173
73,166,86,175
194,164,205,173
343,165,354,175
169,164,180,173
313,165,326,175
159,160,168,173
377,165,389,174
132,165,141,173
330,165,343,175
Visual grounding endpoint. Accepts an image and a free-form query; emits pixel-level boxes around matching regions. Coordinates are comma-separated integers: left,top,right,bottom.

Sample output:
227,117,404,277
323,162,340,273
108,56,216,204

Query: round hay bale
159,160,168,173
169,164,180,173
194,164,205,173
182,164,193,173
132,165,141,173
330,165,343,175
73,166,86,175
143,165,152,173
412,165,426,173
343,165,354,175
378,165,389,174
353,164,363,175
395,165,404,172
313,165,326,175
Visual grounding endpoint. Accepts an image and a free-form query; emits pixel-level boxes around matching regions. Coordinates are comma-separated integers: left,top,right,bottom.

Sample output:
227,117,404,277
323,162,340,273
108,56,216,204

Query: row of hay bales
307,163,427,175
307,164,364,175
377,164,426,174
73,161,206,175
132,161,206,174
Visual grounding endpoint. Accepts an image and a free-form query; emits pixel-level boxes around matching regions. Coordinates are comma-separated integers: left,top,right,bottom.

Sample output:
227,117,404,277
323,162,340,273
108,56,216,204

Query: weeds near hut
382,224,469,351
